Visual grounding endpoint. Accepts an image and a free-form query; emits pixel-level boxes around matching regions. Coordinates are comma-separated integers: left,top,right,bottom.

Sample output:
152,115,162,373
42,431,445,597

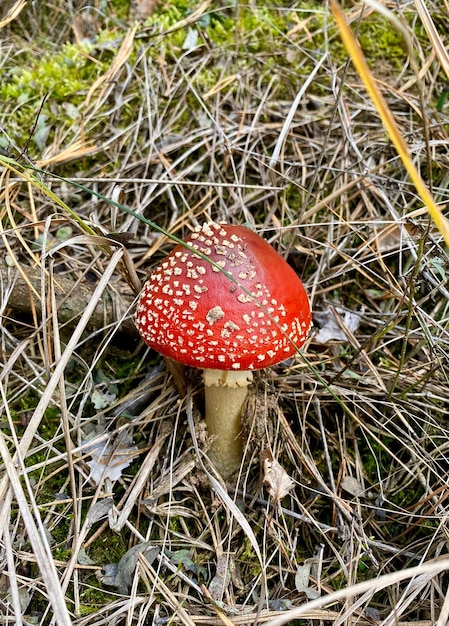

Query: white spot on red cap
237,293,253,304
206,306,225,324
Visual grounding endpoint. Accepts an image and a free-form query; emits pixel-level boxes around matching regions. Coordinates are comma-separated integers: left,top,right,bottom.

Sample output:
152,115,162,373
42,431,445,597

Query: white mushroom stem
203,368,253,478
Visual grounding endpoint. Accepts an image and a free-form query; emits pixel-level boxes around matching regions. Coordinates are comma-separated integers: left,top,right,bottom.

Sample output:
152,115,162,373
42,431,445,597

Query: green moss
87,531,127,565
0,40,105,155
2,42,100,104
358,14,407,68
77,588,114,616
236,536,262,576
106,0,132,19
205,14,237,47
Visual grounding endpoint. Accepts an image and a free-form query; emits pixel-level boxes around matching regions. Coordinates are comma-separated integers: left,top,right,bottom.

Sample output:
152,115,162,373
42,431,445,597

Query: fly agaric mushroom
136,222,311,477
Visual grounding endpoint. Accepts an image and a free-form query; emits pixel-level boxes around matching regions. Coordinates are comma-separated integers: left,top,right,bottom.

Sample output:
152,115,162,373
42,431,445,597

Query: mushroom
135,222,311,477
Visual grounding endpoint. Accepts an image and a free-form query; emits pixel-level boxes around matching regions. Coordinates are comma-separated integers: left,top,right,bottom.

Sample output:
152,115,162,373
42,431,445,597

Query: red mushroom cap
136,222,311,371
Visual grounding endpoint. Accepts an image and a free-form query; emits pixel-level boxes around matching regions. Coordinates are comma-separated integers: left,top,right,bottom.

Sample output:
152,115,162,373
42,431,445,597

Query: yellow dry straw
330,0,449,246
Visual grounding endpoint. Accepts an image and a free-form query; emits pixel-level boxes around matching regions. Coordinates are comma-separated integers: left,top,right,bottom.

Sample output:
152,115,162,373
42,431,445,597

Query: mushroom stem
203,369,253,478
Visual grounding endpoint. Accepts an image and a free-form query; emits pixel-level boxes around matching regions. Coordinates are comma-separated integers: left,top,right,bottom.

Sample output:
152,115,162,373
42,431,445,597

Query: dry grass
1,0,449,624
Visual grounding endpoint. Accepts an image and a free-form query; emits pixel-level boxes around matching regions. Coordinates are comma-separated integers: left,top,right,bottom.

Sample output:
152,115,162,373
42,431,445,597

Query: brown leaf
262,450,295,503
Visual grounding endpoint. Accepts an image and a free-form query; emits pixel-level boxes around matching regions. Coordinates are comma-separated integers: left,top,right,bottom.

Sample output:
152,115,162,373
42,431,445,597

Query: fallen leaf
182,27,199,51
208,553,233,600
97,563,118,587
99,543,160,594
87,498,114,524
91,388,117,410
314,306,361,344
340,476,364,497
169,549,207,579
295,561,320,599
33,124,50,151
262,450,295,503
82,438,138,485
269,598,293,611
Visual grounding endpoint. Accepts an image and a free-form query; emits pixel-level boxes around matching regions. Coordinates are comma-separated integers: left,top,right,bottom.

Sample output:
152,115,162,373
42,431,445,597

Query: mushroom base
203,369,253,478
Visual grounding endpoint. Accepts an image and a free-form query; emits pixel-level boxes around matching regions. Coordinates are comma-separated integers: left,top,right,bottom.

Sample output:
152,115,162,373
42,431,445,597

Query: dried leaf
262,451,295,503
269,598,293,611
209,554,233,600
7,587,31,614
340,476,364,497
86,498,114,524
169,549,207,579
91,388,117,410
61,102,80,120
182,27,199,51
365,606,381,621
97,563,118,587
314,307,361,344
295,561,320,600
83,439,138,485
99,543,160,594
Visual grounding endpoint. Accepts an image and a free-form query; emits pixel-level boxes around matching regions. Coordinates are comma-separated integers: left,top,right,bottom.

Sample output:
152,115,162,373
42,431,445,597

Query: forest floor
1,0,449,624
